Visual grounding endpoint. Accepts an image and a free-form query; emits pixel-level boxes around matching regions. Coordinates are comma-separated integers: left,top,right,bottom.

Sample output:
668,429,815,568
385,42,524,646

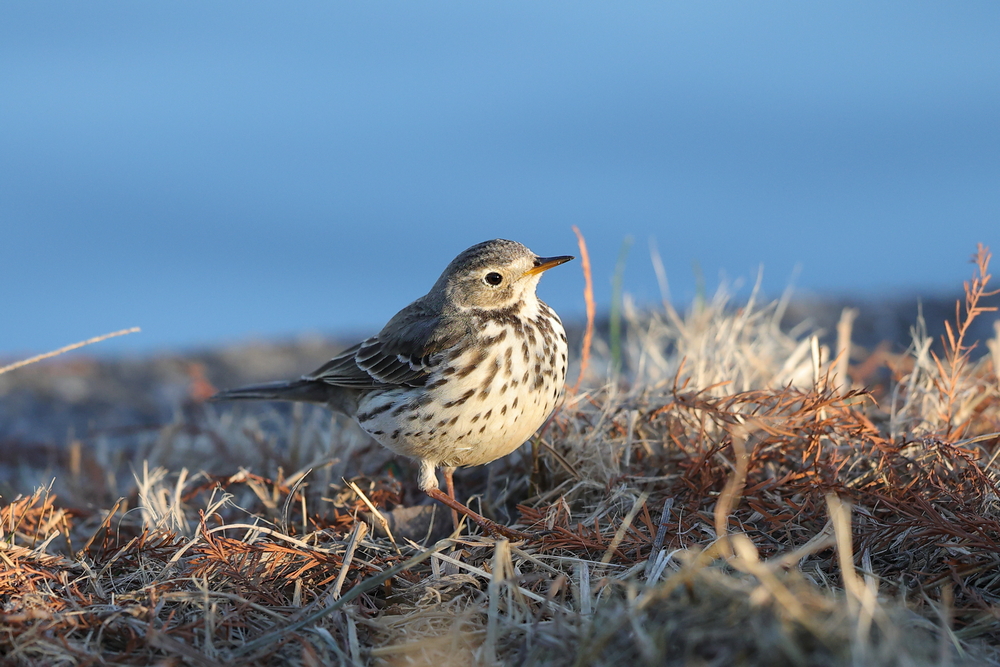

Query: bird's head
435,239,573,311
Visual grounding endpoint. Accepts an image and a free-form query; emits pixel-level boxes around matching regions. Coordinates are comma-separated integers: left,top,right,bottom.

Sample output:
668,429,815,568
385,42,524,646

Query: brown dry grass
2,245,1000,666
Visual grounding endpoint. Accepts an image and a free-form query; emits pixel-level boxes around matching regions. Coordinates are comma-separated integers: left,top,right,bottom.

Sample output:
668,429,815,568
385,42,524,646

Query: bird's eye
484,272,503,286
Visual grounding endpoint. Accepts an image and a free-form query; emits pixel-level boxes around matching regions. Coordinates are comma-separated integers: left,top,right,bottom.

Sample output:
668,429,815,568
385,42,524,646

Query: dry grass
0,327,141,377
3,246,1000,666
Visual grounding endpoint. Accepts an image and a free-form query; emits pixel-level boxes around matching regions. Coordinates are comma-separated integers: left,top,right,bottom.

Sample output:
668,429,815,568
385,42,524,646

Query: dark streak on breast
444,388,475,408
358,401,395,422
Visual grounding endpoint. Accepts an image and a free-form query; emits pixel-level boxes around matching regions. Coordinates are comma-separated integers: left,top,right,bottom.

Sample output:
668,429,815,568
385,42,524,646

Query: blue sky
2,2,998,354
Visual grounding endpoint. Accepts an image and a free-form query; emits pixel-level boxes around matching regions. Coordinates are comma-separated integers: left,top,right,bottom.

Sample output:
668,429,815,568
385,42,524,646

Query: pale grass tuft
620,272,826,395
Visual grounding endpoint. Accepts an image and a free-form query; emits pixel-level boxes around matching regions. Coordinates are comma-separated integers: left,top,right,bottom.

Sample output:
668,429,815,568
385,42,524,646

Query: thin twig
570,225,594,395
600,490,649,566
650,497,674,555
0,327,141,376
347,479,399,552
328,521,368,601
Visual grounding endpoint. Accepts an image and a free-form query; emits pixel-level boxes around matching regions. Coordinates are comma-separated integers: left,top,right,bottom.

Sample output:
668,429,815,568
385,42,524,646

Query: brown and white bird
213,239,573,538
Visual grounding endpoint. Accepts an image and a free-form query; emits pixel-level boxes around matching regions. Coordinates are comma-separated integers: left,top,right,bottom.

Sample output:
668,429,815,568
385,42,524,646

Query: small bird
213,239,573,538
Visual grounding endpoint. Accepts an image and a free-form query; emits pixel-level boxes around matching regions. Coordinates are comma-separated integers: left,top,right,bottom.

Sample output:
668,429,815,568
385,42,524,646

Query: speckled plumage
213,239,572,536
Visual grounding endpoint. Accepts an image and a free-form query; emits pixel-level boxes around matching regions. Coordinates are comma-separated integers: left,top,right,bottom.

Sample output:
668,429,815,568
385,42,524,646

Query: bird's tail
210,379,333,405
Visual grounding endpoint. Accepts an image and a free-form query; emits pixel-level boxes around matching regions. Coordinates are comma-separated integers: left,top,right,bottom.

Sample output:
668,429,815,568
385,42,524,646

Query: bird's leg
442,466,461,532
419,460,533,541
424,488,534,541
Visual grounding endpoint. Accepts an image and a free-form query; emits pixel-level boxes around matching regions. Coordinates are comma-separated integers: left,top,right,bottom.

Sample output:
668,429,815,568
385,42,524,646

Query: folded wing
304,298,462,389
304,339,433,387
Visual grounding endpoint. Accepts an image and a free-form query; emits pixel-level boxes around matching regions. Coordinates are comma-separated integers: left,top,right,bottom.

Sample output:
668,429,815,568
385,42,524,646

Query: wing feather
302,342,379,387
302,296,465,389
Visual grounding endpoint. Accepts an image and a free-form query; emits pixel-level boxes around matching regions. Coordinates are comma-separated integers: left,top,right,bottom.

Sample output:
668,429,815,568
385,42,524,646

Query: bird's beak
523,255,575,277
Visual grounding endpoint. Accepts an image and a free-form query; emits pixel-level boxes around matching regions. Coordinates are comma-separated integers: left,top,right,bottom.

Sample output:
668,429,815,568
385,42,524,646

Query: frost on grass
2,246,1000,666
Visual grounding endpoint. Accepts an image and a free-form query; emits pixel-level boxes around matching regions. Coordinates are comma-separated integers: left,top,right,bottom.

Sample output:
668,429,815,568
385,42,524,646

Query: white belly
355,304,568,468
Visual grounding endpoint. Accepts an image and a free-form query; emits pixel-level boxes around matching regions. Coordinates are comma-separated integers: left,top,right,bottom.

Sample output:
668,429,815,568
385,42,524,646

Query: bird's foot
424,488,536,541
475,516,536,541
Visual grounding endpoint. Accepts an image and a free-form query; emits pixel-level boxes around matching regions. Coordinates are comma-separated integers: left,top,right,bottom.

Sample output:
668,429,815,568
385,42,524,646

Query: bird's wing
302,339,434,387
304,298,463,388
302,342,376,387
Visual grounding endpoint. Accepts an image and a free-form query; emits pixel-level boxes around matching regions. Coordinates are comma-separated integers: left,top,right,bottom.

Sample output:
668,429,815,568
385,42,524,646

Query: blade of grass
610,236,633,372
0,327,141,376
570,225,595,395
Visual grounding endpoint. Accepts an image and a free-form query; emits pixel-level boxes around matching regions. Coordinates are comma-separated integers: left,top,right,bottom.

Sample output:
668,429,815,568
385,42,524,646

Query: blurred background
2,1,999,356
